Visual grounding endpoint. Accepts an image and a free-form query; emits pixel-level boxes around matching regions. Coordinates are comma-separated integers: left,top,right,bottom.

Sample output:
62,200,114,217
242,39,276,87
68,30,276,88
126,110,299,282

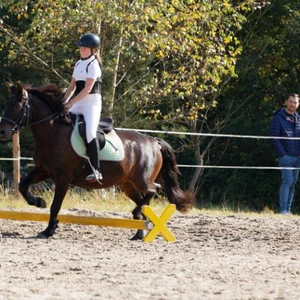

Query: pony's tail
157,138,196,213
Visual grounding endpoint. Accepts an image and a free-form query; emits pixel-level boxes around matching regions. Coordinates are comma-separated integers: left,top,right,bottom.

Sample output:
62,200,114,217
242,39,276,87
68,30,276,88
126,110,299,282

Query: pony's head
0,82,64,140
0,82,29,140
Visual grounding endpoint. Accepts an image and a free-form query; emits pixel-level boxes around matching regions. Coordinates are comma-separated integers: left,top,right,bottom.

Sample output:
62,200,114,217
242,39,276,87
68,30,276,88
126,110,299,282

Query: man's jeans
278,155,300,213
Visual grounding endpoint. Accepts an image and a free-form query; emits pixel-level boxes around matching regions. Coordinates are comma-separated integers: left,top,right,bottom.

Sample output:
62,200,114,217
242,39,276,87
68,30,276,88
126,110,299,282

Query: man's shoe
279,210,292,215
85,170,103,182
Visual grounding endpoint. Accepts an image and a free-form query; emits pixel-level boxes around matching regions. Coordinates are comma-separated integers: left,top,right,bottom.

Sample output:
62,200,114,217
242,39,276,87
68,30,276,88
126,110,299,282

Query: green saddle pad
71,120,125,161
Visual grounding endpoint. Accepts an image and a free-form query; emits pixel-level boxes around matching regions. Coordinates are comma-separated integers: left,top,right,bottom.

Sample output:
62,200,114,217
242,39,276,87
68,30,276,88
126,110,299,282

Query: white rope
0,159,296,170
116,128,300,140
0,157,33,161
178,165,300,170
0,130,298,170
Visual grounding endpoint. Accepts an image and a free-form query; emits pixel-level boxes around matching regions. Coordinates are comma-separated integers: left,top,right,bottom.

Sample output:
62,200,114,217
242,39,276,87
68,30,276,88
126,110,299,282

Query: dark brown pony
0,83,195,239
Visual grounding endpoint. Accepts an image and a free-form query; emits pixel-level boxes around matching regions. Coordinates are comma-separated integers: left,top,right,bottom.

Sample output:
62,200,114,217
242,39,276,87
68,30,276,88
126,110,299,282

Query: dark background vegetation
0,1,299,213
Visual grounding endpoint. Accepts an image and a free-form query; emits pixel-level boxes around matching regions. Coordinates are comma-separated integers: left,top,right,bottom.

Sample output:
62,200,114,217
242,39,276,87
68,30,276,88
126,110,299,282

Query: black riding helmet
76,33,100,48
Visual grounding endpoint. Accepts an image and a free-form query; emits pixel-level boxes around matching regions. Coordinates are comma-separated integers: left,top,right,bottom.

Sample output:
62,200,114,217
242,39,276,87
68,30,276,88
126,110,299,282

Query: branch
0,22,69,85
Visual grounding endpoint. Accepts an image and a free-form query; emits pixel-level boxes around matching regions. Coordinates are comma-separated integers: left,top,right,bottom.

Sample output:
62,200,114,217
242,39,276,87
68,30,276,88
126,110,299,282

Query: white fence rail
0,128,298,170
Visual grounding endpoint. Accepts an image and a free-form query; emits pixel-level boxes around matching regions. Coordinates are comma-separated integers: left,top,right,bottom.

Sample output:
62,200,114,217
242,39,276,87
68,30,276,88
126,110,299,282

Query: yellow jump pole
0,204,176,242
0,210,146,230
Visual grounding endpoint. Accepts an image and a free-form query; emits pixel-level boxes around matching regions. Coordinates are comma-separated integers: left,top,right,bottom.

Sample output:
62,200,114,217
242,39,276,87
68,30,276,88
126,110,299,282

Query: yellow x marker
142,204,176,242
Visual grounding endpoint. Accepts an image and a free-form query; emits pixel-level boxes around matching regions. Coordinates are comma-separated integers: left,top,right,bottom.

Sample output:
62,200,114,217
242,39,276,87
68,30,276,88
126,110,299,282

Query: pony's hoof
130,230,145,241
36,231,49,239
36,197,47,208
37,220,58,239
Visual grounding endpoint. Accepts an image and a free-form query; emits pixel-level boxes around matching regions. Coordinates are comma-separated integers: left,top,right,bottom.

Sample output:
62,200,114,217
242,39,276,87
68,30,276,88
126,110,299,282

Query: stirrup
85,170,103,182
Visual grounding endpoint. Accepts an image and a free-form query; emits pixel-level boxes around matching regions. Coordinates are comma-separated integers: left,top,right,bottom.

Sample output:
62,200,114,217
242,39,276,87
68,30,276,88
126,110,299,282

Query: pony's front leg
37,179,70,239
19,167,48,208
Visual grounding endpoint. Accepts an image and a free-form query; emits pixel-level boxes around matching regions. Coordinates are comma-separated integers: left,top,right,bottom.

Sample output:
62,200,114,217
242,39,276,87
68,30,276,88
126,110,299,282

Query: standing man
270,93,300,214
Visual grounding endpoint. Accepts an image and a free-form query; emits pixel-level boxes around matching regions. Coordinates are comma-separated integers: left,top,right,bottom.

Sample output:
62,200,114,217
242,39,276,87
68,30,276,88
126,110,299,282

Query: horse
0,82,195,239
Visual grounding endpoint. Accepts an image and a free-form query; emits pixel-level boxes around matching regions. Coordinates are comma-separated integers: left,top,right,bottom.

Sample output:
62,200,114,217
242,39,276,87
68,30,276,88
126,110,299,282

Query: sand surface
1,208,300,299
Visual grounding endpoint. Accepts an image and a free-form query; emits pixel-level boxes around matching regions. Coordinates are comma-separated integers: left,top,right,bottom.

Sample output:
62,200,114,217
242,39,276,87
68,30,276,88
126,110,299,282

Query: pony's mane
26,84,64,113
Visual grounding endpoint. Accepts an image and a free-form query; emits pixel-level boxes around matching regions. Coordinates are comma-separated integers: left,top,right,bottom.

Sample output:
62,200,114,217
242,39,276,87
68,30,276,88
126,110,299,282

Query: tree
130,1,255,193
197,0,300,211
1,0,267,202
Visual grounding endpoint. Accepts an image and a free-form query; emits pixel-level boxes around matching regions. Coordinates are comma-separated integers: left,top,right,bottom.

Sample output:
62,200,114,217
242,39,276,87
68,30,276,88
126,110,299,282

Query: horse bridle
1,89,59,133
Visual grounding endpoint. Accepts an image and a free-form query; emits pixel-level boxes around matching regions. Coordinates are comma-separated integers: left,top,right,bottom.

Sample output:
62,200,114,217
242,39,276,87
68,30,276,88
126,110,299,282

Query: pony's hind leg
19,167,49,208
122,182,156,240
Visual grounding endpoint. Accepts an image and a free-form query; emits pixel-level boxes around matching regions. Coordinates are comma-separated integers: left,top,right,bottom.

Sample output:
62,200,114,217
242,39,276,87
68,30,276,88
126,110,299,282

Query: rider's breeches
68,95,102,143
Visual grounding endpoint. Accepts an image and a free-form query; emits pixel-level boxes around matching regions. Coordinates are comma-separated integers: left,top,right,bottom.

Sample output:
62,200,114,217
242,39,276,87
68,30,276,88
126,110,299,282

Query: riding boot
85,138,103,182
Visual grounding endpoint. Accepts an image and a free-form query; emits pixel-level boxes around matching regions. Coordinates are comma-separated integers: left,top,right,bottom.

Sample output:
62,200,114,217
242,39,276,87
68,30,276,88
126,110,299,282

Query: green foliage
134,1,250,124
0,0,300,213
0,0,252,118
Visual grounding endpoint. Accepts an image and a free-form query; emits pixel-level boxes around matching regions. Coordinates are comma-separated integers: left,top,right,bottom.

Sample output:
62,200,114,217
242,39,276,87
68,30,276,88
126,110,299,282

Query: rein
1,89,59,133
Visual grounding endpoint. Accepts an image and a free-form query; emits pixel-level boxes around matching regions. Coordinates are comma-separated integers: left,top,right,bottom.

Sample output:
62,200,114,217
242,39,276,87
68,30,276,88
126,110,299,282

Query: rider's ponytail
94,51,103,69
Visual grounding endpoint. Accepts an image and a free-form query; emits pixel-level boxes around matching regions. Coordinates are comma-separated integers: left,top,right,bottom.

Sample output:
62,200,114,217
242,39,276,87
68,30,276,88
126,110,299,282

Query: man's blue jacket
270,108,300,157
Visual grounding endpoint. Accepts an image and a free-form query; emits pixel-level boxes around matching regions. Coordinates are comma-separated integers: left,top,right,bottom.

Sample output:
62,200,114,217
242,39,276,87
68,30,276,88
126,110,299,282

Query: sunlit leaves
132,0,253,123
0,0,254,126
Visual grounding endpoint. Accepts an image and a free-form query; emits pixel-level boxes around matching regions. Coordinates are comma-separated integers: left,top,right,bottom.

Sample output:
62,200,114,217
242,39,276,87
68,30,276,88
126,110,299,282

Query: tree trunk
188,135,203,192
107,26,123,118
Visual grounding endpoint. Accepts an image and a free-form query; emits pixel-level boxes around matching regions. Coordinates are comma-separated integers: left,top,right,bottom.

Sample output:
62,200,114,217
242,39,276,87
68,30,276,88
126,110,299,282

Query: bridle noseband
1,90,31,133
1,89,59,133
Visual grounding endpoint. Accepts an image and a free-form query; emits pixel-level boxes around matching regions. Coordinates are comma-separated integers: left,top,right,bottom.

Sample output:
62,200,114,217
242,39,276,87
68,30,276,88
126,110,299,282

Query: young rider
63,33,103,182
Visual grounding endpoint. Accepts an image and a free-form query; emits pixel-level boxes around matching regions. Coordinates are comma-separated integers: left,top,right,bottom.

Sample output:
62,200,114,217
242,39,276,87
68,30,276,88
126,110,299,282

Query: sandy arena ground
1,208,300,300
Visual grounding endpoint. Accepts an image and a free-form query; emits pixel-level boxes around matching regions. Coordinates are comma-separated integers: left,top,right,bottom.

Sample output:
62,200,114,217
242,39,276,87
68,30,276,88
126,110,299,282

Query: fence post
12,132,20,194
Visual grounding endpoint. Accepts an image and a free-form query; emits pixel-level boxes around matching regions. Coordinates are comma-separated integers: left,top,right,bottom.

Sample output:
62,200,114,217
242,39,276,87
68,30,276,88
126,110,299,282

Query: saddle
71,114,112,149
69,114,125,161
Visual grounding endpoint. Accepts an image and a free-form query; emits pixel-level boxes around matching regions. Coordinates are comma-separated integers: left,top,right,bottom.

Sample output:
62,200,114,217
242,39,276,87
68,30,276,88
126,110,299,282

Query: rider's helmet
76,33,100,48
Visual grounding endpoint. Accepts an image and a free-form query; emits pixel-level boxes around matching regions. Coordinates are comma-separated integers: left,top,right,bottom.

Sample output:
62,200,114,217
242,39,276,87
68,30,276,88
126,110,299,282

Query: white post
12,132,20,194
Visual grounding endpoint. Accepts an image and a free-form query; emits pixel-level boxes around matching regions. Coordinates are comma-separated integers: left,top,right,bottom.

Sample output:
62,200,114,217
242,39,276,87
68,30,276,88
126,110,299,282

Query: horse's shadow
1,231,47,240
